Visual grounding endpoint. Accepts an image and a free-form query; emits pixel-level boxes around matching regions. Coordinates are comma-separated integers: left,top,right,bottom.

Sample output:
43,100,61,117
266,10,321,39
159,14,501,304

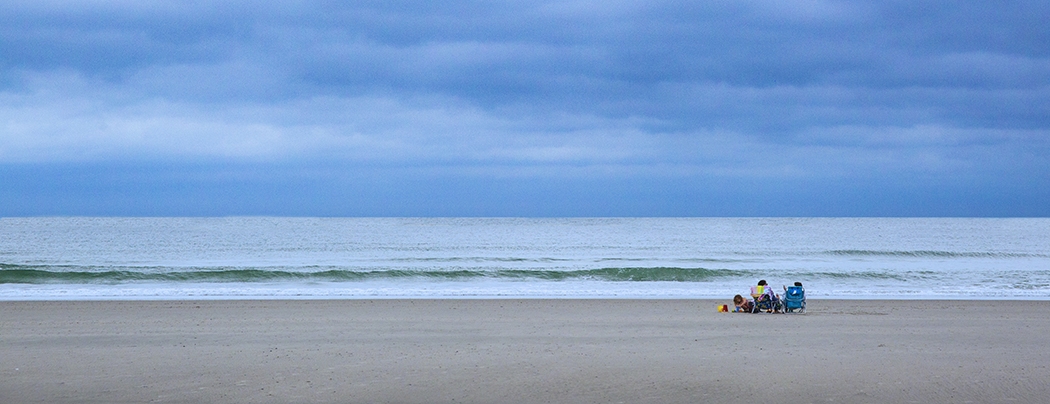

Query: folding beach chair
750,285,782,313
783,285,806,313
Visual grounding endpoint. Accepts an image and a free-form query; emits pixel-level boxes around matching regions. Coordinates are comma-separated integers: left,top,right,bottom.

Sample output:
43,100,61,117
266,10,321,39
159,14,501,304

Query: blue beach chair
783,285,806,313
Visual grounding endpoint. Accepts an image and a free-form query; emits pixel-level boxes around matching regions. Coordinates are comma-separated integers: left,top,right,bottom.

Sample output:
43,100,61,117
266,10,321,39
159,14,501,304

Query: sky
2,1,1048,216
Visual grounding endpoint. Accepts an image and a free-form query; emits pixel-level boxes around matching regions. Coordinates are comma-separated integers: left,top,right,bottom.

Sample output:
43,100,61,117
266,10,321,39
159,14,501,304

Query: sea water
1,217,1048,300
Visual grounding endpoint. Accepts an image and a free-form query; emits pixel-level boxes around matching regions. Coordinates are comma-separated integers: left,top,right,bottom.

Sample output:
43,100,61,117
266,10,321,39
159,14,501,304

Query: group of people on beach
732,280,803,313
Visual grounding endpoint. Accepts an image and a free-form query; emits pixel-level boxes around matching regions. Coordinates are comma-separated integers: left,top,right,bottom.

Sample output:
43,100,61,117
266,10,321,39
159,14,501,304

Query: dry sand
2,299,1048,403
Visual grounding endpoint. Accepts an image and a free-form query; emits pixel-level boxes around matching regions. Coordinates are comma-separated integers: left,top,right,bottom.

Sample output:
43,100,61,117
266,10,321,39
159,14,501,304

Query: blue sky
2,1,1048,216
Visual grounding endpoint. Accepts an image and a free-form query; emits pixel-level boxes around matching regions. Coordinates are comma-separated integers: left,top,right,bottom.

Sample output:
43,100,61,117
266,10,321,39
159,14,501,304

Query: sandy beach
2,299,1048,403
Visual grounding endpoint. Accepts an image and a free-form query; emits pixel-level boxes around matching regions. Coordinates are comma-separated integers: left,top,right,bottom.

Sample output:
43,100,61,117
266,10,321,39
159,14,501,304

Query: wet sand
2,299,1048,403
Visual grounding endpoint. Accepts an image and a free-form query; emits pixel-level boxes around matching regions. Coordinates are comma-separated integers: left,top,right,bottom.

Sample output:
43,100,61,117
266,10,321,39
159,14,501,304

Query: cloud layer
2,1,1048,215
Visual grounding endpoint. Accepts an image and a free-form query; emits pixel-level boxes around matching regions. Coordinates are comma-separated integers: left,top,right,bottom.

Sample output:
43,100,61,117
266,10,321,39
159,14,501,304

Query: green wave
0,264,746,284
2,263,1006,285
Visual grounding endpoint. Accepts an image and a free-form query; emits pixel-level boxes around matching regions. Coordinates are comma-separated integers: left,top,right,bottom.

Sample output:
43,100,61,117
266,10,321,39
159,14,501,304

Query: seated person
751,280,781,312
784,281,803,291
733,294,753,312
751,279,778,300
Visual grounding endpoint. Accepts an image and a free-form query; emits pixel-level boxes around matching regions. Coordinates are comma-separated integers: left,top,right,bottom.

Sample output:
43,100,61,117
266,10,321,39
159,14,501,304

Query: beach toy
718,304,729,312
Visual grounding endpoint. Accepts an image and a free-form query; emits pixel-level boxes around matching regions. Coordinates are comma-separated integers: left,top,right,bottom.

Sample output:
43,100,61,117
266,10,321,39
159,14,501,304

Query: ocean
1,217,1048,300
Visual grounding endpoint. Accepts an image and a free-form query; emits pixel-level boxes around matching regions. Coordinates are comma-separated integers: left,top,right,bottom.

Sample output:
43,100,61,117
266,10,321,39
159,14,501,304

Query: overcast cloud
2,1,1048,216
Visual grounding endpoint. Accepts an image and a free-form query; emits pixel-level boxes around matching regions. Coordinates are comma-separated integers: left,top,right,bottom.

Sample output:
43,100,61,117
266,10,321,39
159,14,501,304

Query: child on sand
733,294,753,312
